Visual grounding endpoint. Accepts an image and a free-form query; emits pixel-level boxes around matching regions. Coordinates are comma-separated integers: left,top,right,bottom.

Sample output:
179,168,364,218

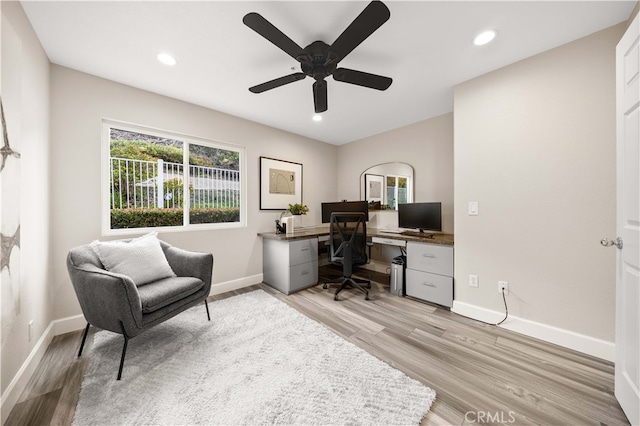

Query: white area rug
73,290,436,425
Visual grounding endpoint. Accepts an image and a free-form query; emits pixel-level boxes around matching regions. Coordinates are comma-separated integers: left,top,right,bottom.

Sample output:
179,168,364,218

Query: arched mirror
360,162,414,209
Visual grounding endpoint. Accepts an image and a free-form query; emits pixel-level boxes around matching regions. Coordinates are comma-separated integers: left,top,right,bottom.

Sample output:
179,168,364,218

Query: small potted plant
288,203,309,215
287,203,309,229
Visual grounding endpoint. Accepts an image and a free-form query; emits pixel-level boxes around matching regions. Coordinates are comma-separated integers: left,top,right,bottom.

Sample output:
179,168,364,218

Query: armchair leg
78,323,91,357
117,321,129,381
205,300,211,321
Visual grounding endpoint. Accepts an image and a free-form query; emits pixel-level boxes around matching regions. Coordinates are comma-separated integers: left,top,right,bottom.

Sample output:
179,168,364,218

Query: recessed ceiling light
157,52,177,66
312,115,323,122
473,29,498,46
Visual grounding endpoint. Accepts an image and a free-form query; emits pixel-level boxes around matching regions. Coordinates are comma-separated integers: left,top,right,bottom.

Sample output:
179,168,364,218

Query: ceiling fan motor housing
299,41,338,80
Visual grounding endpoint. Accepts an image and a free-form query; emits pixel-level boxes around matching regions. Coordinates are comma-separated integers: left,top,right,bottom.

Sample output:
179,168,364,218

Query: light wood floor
5,266,630,425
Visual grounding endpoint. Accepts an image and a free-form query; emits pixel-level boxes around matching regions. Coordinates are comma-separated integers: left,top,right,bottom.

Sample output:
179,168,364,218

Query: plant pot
292,214,305,229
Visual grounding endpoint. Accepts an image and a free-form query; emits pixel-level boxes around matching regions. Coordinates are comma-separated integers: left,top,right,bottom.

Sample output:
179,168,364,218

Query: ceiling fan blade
249,73,307,93
329,1,390,62
313,80,328,113
333,68,392,90
243,12,305,61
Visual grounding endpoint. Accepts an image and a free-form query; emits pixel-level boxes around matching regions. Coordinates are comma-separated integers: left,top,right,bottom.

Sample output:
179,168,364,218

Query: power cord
455,287,509,326
494,288,508,326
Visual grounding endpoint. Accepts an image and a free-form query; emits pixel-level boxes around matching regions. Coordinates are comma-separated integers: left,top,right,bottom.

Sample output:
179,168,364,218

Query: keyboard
379,228,404,234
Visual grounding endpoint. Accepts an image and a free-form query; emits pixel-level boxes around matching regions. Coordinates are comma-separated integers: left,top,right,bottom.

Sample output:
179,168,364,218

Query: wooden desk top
258,226,454,246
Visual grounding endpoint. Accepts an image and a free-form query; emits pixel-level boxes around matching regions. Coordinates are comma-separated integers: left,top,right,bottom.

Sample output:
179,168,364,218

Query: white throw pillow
90,232,176,286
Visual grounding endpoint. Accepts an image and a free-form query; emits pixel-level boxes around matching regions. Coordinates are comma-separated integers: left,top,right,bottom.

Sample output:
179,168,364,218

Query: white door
613,11,640,425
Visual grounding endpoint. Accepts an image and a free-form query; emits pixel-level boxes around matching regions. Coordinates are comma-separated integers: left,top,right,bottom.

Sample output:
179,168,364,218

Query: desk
258,227,454,307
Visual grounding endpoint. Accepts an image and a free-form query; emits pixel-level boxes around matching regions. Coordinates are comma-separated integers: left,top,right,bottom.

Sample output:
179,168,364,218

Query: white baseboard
0,274,263,422
47,275,264,335
1,321,56,425
452,300,615,362
53,314,87,335
209,273,263,295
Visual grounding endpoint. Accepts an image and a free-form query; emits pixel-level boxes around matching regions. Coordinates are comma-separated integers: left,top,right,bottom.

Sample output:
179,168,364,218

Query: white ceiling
21,1,635,145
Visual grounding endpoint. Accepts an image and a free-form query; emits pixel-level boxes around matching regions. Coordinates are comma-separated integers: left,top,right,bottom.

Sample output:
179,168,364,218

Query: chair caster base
325,277,371,301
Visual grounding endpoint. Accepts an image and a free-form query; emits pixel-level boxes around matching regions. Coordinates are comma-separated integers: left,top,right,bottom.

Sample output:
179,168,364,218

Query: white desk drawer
372,236,406,247
289,238,318,266
406,269,453,308
407,242,453,276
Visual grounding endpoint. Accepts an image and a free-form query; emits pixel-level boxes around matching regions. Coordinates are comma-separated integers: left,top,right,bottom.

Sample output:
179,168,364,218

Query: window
102,121,245,234
386,175,409,209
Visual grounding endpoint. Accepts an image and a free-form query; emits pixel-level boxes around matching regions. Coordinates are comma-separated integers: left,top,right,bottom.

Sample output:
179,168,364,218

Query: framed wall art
364,173,384,204
260,157,302,210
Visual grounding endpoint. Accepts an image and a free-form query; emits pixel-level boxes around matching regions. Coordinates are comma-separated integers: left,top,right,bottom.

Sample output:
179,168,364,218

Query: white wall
1,0,52,405
453,24,624,352
336,113,454,234
50,65,338,320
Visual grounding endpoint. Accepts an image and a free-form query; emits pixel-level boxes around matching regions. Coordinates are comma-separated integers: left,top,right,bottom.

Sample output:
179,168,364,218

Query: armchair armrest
66,258,144,335
161,244,214,294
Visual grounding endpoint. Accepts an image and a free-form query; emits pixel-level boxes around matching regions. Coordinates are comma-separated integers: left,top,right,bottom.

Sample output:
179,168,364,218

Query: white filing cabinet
262,237,319,295
405,241,454,308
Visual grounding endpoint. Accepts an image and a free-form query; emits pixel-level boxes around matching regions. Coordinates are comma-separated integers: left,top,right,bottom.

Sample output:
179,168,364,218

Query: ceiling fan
243,1,392,114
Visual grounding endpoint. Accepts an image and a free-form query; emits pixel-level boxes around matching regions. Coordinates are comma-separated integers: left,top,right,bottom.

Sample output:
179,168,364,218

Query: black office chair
323,212,371,301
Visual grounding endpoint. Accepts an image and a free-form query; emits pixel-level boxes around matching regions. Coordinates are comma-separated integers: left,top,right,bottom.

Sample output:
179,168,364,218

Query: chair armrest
66,259,143,335
162,245,214,294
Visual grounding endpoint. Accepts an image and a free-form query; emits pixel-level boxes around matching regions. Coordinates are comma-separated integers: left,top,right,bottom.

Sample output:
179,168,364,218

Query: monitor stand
401,230,436,239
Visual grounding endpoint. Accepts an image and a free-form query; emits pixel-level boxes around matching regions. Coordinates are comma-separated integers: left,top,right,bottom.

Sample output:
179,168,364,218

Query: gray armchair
67,239,213,380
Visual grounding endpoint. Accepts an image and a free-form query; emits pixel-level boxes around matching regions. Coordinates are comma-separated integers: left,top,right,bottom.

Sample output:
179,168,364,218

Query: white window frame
386,174,412,210
101,119,247,235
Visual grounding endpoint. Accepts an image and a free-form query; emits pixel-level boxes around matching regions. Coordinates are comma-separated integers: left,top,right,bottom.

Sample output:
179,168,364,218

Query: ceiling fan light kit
243,0,393,113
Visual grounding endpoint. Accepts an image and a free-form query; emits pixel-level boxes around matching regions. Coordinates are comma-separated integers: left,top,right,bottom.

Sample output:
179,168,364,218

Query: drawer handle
422,254,436,259
301,270,310,275
300,247,309,252
421,282,436,288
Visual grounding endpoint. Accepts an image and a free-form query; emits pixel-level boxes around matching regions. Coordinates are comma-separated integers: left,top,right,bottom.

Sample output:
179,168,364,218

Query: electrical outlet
28,320,34,342
498,281,509,295
469,274,479,287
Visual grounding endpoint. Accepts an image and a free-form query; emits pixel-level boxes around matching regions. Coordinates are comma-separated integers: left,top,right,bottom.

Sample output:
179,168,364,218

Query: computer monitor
321,201,369,223
398,202,442,233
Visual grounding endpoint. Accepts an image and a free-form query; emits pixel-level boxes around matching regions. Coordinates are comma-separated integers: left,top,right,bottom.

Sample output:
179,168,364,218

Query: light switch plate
468,201,479,215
